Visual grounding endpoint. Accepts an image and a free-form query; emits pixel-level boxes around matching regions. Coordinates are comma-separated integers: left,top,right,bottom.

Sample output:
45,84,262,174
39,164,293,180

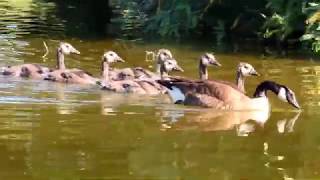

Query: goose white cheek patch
167,86,185,103
278,87,288,102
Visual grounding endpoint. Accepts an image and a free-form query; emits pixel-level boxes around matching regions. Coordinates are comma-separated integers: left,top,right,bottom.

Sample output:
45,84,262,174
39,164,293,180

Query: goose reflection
100,92,164,115
161,107,301,136
55,83,76,115
276,111,301,133
54,83,96,115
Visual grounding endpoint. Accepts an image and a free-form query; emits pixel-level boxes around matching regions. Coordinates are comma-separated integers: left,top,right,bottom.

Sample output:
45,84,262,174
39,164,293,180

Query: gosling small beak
174,65,184,72
250,70,260,76
117,57,125,63
71,48,80,55
211,61,222,67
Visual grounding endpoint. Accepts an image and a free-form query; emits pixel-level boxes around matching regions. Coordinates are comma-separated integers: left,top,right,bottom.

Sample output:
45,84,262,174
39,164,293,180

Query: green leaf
300,34,315,41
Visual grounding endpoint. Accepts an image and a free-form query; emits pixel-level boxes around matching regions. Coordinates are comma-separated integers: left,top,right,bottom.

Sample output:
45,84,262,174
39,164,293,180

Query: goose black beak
290,100,301,109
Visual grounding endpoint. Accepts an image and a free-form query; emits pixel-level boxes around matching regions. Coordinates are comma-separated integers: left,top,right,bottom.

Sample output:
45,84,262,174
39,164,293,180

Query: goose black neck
253,81,280,98
199,62,208,80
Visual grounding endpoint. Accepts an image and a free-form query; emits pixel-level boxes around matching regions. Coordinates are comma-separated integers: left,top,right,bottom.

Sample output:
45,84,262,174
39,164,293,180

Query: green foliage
109,0,320,54
144,0,200,38
301,2,320,53
111,0,148,40
261,0,303,41
261,13,286,40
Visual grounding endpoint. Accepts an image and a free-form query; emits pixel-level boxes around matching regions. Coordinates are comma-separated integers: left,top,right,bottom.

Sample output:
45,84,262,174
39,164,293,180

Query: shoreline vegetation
107,0,320,55
5,0,320,55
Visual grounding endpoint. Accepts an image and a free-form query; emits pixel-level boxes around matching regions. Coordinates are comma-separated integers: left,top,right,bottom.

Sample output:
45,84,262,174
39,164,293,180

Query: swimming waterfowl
157,79,300,110
0,42,84,80
98,52,183,94
182,53,258,93
198,53,222,80
210,62,259,93
235,62,259,93
98,51,125,87
43,42,98,84
98,51,148,94
109,49,176,81
0,63,50,79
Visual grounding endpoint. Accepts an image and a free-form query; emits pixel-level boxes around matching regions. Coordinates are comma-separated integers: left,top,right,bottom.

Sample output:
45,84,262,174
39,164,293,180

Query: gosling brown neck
199,62,208,80
160,64,168,80
102,61,110,84
236,70,245,93
57,48,66,70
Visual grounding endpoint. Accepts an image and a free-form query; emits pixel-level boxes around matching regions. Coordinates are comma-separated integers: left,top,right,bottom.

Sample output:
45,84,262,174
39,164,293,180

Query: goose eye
110,53,114,56
244,66,249,69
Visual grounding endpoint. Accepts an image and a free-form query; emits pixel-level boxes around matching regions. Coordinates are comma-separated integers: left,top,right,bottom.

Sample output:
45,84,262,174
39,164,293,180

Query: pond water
0,0,319,179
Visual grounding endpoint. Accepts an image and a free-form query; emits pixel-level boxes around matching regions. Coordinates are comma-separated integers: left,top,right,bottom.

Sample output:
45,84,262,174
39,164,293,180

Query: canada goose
104,61,183,94
198,53,221,80
55,42,81,70
109,49,176,81
188,53,257,93
43,42,98,84
99,53,183,94
157,79,300,110
206,62,259,93
0,63,50,79
0,42,82,79
99,51,125,87
235,62,259,93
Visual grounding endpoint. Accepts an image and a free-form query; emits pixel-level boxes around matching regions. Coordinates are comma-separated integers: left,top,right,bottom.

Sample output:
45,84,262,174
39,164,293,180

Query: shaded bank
46,0,112,38
1,0,318,55
47,0,319,55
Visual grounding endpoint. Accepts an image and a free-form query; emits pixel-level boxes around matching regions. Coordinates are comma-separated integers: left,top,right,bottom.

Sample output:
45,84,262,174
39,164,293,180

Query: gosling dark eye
244,66,249,69
110,53,114,56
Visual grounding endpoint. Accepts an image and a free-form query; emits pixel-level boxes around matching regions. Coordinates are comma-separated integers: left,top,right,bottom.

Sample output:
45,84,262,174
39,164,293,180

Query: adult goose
157,79,300,110
43,42,98,84
98,51,183,94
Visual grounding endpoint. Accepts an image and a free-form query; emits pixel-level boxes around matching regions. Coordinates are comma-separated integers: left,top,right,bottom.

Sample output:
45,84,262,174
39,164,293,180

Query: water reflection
160,106,301,136
0,0,63,38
